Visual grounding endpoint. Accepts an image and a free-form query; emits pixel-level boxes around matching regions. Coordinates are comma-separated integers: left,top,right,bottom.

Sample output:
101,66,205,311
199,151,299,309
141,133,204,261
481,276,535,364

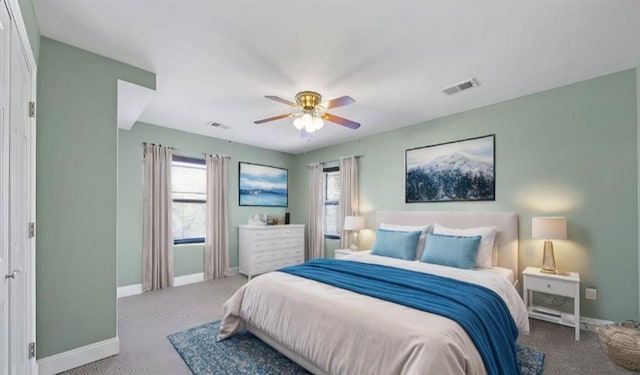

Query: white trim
116,283,143,298
116,268,240,298
637,66,640,322
37,337,119,375
5,0,37,69
173,272,204,287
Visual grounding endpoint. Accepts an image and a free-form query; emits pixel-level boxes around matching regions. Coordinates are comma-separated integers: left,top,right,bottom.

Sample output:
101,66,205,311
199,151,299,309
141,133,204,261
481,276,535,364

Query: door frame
4,0,37,374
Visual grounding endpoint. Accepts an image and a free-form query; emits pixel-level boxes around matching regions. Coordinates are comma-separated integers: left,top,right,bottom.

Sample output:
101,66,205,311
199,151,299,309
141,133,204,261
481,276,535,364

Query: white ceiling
33,0,640,155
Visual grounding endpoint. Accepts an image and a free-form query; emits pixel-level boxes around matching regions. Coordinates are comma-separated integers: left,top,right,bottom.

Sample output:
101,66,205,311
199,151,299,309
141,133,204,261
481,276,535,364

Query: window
172,156,206,244
323,166,340,239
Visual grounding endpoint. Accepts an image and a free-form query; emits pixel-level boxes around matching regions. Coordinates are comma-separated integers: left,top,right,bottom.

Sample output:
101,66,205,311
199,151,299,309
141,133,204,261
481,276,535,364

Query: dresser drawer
251,238,303,252
250,230,275,240
252,247,303,264
279,228,304,238
526,276,575,297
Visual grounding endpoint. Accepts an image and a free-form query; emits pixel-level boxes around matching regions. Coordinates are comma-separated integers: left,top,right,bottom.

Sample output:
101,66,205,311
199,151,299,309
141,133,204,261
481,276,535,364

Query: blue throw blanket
279,259,520,375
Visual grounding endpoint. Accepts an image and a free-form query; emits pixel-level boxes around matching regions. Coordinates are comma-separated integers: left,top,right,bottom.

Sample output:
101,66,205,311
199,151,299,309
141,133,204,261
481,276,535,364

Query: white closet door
8,11,33,375
0,2,12,374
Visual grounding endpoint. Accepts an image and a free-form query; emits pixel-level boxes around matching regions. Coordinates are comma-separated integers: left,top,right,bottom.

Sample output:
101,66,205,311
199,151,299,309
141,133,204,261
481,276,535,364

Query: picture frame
239,162,288,207
405,134,495,203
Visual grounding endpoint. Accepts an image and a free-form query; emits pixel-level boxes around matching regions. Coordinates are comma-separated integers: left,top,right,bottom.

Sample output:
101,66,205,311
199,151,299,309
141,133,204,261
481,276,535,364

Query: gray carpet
63,275,634,375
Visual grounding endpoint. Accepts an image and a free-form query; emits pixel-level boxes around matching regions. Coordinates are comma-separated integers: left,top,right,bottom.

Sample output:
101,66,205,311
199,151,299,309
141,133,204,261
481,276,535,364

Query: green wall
17,0,40,62
36,38,155,358
117,122,292,287
291,69,639,322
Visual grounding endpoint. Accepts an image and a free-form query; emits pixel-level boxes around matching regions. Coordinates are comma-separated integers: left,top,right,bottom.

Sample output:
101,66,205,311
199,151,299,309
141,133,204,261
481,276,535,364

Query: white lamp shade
531,217,567,240
343,216,365,231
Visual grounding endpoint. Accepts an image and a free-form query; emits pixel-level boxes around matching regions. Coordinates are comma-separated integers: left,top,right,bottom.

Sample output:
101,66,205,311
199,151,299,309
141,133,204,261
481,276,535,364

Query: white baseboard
116,283,143,298
173,272,204,286
117,268,240,298
38,337,119,375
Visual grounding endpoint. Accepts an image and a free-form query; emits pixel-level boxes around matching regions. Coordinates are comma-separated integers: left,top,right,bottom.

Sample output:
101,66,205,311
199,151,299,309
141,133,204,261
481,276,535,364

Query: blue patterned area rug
168,320,545,375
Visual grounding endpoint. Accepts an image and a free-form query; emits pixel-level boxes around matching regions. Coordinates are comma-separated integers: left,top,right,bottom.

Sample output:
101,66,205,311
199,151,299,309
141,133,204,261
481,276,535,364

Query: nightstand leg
575,284,580,341
523,279,529,310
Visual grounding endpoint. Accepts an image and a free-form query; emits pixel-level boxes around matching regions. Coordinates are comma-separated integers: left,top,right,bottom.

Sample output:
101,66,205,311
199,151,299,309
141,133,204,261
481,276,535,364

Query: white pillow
379,223,431,260
432,223,496,269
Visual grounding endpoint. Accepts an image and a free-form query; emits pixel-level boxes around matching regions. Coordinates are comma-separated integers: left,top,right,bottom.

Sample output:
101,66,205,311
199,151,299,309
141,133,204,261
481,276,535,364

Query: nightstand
334,249,358,259
522,266,581,340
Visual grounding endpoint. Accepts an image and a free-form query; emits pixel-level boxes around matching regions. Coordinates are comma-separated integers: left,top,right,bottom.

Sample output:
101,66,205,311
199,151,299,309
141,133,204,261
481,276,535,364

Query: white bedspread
219,253,529,375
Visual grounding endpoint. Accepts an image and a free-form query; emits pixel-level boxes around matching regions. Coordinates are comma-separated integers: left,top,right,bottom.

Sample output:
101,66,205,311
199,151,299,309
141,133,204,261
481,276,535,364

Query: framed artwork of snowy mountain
405,135,495,203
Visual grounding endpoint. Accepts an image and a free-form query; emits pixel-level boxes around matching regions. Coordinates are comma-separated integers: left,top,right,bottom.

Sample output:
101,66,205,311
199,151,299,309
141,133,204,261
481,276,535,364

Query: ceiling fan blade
254,113,295,124
321,113,361,130
265,95,301,108
319,96,355,110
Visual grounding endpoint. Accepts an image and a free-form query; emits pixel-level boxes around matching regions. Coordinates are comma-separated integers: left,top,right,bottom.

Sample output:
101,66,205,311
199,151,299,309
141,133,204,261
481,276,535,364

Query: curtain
143,144,174,292
339,156,360,249
204,154,229,280
307,163,324,260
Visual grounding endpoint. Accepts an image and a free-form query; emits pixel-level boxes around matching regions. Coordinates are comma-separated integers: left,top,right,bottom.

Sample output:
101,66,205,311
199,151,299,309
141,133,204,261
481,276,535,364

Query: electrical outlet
585,288,597,300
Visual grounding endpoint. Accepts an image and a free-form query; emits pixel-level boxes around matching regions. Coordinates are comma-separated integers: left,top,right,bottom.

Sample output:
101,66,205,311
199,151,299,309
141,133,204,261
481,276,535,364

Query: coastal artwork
405,135,495,203
239,162,288,207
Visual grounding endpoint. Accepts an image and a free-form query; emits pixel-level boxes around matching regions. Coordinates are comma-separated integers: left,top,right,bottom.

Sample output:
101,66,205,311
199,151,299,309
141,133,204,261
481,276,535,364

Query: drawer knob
547,284,551,288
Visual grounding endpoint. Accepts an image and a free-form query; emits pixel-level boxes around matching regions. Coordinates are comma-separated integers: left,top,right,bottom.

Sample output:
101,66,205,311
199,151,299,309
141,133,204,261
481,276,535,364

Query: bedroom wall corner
36,37,155,359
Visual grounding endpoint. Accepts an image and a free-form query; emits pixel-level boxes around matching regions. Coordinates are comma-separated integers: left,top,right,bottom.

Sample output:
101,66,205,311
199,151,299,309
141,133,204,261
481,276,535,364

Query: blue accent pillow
371,229,422,260
421,233,482,269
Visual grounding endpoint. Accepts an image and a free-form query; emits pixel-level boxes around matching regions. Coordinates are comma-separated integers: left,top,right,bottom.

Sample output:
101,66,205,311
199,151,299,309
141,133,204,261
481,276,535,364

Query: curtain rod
142,142,230,159
307,154,364,167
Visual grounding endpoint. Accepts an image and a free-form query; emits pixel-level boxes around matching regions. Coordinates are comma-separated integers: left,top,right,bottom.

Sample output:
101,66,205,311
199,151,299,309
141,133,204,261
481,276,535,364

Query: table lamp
531,216,567,274
343,216,365,251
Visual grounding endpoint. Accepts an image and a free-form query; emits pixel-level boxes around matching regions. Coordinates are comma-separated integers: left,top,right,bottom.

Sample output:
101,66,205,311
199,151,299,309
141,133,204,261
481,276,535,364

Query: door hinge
28,222,35,238
29,101,35,118
28,342,35,359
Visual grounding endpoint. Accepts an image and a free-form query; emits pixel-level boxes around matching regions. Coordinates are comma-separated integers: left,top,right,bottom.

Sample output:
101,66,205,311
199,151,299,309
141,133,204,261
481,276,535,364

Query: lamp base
539,268,558,274
540,240,557,274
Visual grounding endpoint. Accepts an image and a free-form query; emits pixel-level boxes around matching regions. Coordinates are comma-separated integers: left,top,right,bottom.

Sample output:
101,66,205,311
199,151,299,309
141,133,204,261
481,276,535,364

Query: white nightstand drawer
526,276,575,297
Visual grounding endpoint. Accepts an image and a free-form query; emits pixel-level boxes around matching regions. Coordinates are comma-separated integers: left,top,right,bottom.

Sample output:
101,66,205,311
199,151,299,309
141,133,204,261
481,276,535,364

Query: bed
218,211,529,375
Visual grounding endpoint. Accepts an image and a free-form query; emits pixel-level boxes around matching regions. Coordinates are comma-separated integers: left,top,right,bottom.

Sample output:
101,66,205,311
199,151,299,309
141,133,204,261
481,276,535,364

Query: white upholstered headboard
376,211,519,277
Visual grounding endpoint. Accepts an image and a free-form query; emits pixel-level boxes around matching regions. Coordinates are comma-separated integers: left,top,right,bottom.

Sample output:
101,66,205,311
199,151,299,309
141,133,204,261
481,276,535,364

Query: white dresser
239,224,305,280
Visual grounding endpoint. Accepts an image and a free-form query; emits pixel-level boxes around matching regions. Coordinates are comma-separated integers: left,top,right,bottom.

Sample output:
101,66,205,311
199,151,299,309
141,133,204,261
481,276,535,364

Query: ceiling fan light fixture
304,121,315,133
312,116,324,130
256,91,360,133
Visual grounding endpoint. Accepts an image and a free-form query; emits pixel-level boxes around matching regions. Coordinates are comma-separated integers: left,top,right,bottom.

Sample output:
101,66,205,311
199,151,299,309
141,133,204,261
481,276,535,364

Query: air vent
208,121,230,129
441,78,480,95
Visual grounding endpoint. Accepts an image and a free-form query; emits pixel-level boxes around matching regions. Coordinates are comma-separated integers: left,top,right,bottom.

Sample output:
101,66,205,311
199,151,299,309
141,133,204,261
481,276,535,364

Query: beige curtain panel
204,154,229,280
142,144,174,292
339,156,360,249
307,163,324,260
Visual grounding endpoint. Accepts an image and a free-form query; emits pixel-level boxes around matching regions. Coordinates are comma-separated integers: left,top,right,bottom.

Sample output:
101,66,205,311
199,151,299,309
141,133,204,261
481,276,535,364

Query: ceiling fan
254,91,361,136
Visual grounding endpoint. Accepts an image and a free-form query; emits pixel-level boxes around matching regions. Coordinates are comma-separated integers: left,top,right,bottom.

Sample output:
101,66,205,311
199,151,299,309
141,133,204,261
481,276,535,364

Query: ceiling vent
208,121,230,129
441,78,480,95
